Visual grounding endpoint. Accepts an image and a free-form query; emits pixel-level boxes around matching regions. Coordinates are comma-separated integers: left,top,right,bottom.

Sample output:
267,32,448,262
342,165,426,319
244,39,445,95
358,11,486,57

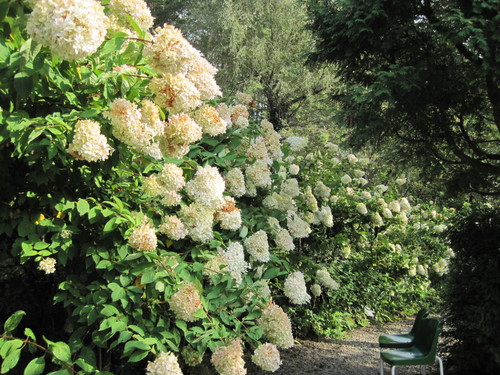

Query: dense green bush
443,203,500,375
0,1,453,374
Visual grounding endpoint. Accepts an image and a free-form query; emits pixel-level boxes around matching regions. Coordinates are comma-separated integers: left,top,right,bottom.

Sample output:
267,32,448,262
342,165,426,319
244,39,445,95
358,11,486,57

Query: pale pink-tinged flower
169,281,203,322
252,343,281,372
211,340,246,375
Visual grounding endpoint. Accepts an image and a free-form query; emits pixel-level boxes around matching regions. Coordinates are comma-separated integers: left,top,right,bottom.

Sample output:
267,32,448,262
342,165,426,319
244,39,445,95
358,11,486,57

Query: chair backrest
413,317,442,356
409,308,429,335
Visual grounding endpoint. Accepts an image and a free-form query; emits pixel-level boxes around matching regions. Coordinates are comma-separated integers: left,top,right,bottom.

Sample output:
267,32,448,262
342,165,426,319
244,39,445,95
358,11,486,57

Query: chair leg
436,355,444,375
379,358,384,375
391,365,397,375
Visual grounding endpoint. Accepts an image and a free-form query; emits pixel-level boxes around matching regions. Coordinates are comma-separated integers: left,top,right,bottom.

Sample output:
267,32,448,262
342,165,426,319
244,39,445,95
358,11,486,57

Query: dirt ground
246,318,444,375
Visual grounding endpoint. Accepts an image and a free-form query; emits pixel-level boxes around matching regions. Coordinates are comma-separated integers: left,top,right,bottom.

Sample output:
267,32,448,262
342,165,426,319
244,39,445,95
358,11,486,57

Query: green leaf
239,226,248,239
13,72,33,103
50,341,72,363
262,267,281,279
127,350,149,363
1,346,21,374
123,340,149,355
76,199,90,216
140,268,156,284
24,357,45,375
3,311,25,333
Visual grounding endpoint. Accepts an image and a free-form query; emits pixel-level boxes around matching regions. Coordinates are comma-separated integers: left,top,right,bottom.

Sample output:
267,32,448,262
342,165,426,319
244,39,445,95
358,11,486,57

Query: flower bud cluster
67,120,113,162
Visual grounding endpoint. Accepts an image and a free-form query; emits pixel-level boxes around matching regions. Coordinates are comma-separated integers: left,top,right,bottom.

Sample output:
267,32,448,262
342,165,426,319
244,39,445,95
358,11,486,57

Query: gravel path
246,318,442,375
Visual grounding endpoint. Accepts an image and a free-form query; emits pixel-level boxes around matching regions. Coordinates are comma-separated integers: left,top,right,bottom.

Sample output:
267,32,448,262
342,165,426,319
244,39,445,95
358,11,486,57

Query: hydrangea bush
0,1,453,374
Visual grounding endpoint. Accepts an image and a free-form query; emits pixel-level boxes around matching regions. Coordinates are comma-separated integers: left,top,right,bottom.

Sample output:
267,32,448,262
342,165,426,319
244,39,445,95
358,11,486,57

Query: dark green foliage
308,0,500,195
443,203,500,374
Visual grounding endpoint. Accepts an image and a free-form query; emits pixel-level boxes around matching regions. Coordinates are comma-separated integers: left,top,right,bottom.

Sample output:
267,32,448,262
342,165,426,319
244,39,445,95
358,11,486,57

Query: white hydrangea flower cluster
244,230,270,263
224,168,246,197
341,174,352,184
313,181,331,199
246,137,272,165
372,212,384,227
356,203,368,215
67,120,113,162
261,120,283,161
288,164,300,175
160,113,202,158
245,161,272,189
211,340,246,375
38,257,56,274
257,302,294,349
316,268,340,290
144,24,197,75
400,197,412,212
382,207,393,218
178,202,215,243
284,271,311,305
128,222,157,252
286,136,308,152
317,206,334,227
286,211,311,239
169,281,203,322
158,163,186,191
432,258,449,276
104,99,163,157
347,153,358,163
159,215,187,240
186,57,222,101
149,73,202,113
143,163,185,207
252,343,282,372
27,0,109,61
218,242,248,285
274,228,295,251
280,179,300,198
388,200,401,213
185,165,225,209
108,0,154,35
146,351,183,375
193,104,227,136
215,197,242,231
303,186,319,212
310,283,322,297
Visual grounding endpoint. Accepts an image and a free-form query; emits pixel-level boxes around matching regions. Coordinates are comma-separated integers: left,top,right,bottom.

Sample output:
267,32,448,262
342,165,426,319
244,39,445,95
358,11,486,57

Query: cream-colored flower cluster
146,351,183,375
303,186,319,212
215,197,242,231
203,254,227,282
311,283,322,297
104,99,163,158
149,74,202,114
224,168,246,197
211,339,246,375
284,271,311,305
245,161,272,190
143,163,185,207
314,181,331,199
38,257,56,274
169,281,203,322
257,302,294,349
27,0,109,61
67,120,113,162
274,228,295,251
193,104,227,136
178,202,215,243
286,210,311,239
218,242,248,285
108,0,154,35
252,343,281,372
316,206,334,227
145,24,221,112
128,222,157,252
356,202,368,215
159,215,187,240
186,165,225,209
260,120,282,161
160,113,202,158
280,179,300,198
316,268,340,290
246,137,272,165
244,230,270,263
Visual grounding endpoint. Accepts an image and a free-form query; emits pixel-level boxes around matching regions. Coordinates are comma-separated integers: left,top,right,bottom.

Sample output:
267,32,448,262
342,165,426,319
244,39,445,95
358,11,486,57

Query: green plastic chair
379,308,429,349
379,318,444,375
